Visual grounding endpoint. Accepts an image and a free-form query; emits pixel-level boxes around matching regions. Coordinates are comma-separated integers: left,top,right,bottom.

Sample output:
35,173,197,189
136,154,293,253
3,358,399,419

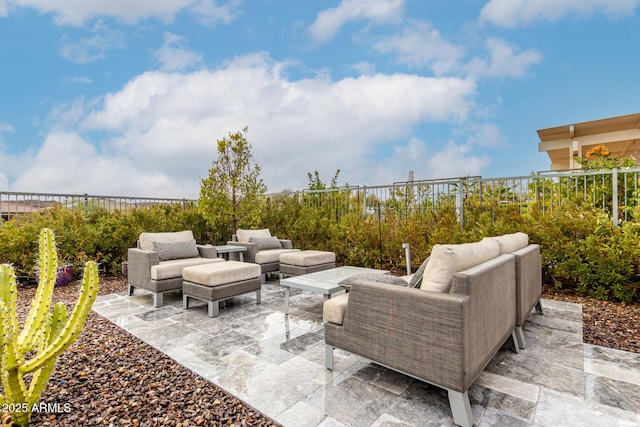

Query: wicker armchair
227,228,297,282
127,230,222,307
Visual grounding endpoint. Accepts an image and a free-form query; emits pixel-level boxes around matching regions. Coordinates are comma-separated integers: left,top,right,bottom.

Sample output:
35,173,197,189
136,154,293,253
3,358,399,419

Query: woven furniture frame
324,254,518,427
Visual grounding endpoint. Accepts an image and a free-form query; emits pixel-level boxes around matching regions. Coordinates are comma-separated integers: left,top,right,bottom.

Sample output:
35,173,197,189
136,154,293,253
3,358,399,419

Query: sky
1,0,639,199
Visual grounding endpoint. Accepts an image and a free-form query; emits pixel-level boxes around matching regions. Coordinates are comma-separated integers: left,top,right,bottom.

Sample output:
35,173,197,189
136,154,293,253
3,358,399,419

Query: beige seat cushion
255,248,299,264
182,261,261,286
323,293,350,325
236,228,271,243
486,232,529,254
139,230,194,251
150,257,223,281
420,239,501,293
280,250,335,266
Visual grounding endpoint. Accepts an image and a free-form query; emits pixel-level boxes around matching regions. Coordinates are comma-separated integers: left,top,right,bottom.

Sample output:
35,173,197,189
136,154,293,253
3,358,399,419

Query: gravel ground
13,276,281,427
7,276,640,426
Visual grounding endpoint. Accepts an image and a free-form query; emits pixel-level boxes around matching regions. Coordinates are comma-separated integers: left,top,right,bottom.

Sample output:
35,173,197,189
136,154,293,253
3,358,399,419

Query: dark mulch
13,277,281,427
542,288,640,354
7,277,639,426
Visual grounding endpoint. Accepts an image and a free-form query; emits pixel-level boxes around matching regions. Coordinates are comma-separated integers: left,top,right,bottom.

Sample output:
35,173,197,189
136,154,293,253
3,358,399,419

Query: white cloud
309,0,404,42
0,122,13,136
153,33,204,71
350,61,377,75
190,0,241,26
3,0,240,26
62,76,92,84
374,21,465,75
424,141,491,179
45,98,86,130
466,38,541,78
373,137,491,183
0,122,14,152
461,123,504,147
480,0,640,28
0,1,7,17
8,132,191,196
33,52,473,195
58,22,125,64
0,127,37,191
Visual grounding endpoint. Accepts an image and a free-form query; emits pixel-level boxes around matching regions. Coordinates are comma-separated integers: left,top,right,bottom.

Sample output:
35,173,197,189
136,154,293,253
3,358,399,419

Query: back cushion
420,239,501,293
486,232,529,254
153,239,200,261
451,239,501,272
139,230,194,251
250,236,282,250
236,228,271,243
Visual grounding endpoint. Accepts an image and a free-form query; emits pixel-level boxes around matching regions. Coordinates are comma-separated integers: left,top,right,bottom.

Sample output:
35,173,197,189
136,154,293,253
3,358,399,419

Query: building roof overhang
537,113,640,169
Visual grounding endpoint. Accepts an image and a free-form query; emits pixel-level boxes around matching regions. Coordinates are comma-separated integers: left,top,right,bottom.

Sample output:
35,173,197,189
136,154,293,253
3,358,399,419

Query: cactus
0,228,98,426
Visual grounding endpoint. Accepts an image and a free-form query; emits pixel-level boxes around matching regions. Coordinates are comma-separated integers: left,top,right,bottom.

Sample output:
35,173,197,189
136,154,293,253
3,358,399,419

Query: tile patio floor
93,279,640,426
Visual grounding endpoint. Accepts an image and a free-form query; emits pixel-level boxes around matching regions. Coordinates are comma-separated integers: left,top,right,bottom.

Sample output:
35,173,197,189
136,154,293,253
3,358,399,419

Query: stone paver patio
93,279,640,426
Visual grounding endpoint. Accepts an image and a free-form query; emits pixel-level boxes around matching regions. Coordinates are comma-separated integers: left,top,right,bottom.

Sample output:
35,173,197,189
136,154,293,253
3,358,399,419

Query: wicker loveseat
323,238,520,427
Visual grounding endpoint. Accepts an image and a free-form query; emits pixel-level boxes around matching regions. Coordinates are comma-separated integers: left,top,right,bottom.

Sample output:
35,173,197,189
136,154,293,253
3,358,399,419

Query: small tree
307,169,341,190
198,127,267,242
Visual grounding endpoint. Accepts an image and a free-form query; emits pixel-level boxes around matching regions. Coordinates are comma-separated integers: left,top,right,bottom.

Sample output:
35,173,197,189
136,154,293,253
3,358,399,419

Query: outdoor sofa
323,236,526,427
127,230,222,307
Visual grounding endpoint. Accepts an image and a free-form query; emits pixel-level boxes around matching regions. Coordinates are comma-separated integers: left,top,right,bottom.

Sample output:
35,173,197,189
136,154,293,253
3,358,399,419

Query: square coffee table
279,266,388,315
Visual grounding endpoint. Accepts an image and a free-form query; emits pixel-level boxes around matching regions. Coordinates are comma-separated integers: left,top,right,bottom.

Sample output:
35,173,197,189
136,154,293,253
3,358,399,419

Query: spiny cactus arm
18,228,58,353
0,301,6,407
0,301,28,412
0,264,20,381
0,264,20,377
19,261,98,374
27,304,67,407
0,265,18,374
0,264,18,313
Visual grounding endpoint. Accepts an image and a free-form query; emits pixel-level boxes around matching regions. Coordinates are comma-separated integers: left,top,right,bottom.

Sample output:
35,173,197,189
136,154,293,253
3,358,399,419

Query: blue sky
1,0,639,198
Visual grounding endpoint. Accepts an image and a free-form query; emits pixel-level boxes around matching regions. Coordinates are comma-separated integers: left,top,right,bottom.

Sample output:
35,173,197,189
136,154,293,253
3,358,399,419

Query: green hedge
1,199,639,302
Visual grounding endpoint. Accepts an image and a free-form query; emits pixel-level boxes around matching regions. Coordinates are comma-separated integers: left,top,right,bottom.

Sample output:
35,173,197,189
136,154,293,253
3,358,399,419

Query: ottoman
279,250,336,278
182,261,261,317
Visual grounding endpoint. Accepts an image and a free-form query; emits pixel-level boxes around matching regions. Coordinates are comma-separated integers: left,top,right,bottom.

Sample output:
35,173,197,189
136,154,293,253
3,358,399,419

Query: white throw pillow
420,245,456,292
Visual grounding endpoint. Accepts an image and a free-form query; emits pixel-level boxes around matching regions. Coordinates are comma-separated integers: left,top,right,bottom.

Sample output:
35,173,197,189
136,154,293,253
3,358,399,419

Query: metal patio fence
265,167,640,228
0,191,193,224
3,167,640,227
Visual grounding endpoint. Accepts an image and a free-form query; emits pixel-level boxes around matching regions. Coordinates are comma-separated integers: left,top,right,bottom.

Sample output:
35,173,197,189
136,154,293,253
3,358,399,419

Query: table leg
284,287,290,314
239,252,244,262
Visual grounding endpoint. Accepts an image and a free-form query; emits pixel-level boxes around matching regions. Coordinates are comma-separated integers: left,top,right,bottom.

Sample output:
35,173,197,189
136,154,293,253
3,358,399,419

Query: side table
214,245,247,262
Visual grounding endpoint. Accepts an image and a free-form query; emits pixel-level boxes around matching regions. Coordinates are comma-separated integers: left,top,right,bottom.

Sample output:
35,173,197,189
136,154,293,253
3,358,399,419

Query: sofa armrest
329,280,469,391
127,248,159,287
226,241,258,263
197,244,218,259
512,244,542,326
279,239,293,249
